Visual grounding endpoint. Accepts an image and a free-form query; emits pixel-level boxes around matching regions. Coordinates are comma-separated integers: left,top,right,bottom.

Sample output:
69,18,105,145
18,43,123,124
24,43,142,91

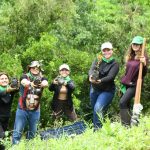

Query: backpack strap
19,74,30,109
19,86,29,109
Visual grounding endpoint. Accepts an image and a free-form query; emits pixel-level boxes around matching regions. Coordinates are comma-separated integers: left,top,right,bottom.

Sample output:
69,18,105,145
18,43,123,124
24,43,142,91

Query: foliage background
0,0,150,128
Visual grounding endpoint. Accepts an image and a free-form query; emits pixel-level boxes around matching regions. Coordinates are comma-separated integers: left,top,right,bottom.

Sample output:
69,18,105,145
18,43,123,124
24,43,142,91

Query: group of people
89,35,148,131
0,60,77,148
0,36,148,148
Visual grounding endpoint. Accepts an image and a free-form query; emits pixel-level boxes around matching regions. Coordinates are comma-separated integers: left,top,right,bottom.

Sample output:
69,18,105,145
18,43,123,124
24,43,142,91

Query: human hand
53,79,58,85
91,79,101,84
21,79,30,87
63,81,67,86
89,75,94,82
30,81,41,88
89,75,101,84
30,82,36,87
41,80,48,87
6,86,18,93
133,103,143,115
95,79,101,84
139,56,146,66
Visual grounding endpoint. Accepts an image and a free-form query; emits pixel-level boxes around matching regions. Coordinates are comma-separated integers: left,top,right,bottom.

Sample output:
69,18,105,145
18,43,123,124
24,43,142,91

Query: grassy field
3,115,150,150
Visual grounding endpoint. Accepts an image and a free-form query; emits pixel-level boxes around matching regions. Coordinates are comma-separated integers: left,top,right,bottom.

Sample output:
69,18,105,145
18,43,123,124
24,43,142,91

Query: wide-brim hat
28,61,44,71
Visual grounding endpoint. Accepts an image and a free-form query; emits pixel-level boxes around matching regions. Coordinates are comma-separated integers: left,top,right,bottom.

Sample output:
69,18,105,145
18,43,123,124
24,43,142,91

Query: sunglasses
102,49,112,52
60,68,69,71
132,43,141,46
31,67,40,71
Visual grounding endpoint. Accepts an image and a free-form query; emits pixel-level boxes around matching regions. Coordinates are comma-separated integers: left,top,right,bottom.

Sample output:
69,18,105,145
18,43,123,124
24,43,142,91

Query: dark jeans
119,86,136,109
90,86,115,129
52,100,77,121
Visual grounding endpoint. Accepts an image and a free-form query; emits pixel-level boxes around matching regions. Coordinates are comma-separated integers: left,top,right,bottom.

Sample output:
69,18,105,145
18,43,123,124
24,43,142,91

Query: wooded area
0,0,150,128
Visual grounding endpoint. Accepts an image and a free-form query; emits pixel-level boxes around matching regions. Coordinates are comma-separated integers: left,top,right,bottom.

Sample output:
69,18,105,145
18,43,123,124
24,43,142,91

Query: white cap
59,64,70,71
101,42,113,51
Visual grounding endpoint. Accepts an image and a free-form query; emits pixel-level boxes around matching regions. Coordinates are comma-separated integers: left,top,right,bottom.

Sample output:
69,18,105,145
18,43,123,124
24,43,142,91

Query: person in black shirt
89,42,119,131
0,72,18,150
49,64,77,122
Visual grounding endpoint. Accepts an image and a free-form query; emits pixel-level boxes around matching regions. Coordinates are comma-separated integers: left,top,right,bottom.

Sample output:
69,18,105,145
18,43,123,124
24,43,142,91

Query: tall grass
3,115,150,150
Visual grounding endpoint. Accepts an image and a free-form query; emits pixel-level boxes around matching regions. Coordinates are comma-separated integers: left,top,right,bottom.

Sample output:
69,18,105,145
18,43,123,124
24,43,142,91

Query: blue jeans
90,86,115,129
12,108,40,144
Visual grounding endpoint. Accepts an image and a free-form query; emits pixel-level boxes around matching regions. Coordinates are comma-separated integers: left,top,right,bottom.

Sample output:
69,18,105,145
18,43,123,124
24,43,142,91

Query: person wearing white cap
89,42,119,131
12,60,48,144
49,64,77,122
59,64,70,71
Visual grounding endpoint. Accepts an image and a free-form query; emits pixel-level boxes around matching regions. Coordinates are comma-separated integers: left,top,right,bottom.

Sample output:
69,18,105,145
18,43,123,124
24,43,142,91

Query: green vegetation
0,0,150,149
2,116,150,150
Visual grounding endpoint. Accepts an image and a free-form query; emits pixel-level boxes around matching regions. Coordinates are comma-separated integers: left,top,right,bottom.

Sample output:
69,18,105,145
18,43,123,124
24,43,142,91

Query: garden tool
131,38,146,126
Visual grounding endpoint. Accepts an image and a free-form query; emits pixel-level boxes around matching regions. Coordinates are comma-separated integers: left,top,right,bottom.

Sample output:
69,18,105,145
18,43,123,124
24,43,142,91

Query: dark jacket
49,80,75,111
0,90,15,117
89,59,119,91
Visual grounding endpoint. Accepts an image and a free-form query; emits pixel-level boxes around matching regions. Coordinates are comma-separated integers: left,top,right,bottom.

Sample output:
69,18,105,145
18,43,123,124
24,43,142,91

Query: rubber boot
120,109,131,126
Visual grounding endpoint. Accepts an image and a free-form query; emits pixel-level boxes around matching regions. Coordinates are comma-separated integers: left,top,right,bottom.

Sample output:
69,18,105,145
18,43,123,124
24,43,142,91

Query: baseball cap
132,36,143,44
101,42,113,51
59,64,70,71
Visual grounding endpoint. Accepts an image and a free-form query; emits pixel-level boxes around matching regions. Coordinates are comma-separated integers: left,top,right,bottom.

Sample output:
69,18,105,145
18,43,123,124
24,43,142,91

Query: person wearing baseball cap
101,42,113,50
59,64,70,71
49,63,77,122
131,36,143,45
119,36,148,126
88,42,119,131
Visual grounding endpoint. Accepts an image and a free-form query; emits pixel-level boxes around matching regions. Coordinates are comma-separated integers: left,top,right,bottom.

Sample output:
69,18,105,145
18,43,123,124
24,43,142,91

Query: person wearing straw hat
119,36,148,126
89,42,119,131
12,61,48,144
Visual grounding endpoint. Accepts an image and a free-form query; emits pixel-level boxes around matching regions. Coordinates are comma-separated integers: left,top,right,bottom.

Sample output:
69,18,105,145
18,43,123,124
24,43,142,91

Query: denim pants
90,86,115,128
12,108,40,144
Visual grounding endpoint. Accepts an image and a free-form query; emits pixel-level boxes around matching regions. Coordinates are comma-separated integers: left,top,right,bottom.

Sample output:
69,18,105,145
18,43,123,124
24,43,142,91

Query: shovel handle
134,38,146,104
